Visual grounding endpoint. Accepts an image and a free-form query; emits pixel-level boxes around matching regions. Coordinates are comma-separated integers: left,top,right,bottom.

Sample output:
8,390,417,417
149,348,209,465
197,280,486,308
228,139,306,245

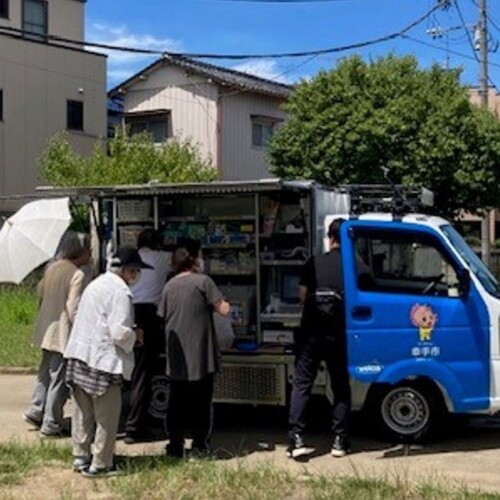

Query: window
67,100,84,131
125,111,170,143
23,0,48,38
0,0,9,19
354,230,459,297
251,116,278,147
0,90,3,121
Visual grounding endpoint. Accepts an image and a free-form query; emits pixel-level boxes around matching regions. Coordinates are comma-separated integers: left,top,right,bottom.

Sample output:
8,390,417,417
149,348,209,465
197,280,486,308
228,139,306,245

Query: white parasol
0,197,72,284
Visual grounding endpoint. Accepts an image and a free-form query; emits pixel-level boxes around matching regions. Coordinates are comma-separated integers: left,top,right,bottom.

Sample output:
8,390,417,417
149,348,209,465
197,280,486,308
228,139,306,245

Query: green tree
268,55,500,216
40,129,218,187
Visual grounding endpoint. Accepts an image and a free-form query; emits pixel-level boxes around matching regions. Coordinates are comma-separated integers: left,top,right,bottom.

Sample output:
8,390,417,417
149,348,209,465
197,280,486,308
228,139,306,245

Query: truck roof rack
340,184,434,216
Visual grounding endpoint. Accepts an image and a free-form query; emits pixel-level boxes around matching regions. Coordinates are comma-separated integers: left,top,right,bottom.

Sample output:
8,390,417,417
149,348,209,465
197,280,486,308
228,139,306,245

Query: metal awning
35,179,326,198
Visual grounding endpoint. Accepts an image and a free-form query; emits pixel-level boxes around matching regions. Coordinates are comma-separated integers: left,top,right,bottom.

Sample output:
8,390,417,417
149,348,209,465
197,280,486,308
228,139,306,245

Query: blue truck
40,180,500,441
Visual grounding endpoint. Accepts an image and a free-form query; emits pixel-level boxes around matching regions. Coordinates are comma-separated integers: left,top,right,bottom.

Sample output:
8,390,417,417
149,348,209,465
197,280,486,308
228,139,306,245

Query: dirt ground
3,373,500,498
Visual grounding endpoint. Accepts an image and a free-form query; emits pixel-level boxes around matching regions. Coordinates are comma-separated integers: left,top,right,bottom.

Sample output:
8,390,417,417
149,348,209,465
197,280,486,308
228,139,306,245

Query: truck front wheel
369,380,446,443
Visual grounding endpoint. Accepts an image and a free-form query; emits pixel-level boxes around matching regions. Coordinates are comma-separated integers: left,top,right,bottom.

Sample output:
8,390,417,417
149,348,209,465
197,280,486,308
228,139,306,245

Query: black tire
367,380,447,443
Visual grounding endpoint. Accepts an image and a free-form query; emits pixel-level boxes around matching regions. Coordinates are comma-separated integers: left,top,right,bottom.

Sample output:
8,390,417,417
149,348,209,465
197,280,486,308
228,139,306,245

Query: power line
0,3,442,60
486,10,500,36
453,0,498,88
403,34,500,71
468,0,500,35
454,0,480,62
405,39,500,92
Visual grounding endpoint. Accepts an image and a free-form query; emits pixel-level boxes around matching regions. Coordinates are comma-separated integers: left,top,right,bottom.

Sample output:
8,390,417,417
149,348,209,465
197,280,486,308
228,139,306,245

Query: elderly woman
23,231,91,437
64,248,149,477
158,240,230,459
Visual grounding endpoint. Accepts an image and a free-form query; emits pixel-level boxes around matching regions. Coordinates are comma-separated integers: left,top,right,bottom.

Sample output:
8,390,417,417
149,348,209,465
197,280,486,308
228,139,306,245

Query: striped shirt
66,358,123,397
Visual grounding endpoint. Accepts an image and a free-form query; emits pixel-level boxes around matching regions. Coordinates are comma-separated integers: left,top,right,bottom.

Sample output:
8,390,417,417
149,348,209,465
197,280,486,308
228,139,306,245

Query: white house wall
220,92,286,180
0,37,107,211
122,65,219,164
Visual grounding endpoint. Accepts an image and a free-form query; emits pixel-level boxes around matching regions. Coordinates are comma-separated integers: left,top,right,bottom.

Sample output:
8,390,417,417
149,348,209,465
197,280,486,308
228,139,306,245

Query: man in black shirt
287,218,351,459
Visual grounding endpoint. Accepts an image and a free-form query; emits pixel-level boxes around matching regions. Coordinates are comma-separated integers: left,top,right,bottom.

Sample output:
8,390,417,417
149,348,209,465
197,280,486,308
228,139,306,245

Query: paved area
3,374,500,493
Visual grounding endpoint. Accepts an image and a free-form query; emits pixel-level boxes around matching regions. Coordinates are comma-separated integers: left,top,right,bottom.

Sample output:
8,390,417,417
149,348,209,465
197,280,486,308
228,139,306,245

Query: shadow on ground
113,394,500,463
209,396,500,461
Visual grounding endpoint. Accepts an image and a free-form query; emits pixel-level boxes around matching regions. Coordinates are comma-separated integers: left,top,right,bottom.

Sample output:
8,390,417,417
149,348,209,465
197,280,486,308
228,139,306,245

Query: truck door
341,220,489,413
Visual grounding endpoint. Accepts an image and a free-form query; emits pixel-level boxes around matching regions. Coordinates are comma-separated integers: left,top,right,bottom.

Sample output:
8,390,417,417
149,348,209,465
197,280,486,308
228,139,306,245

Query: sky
84,0,500,91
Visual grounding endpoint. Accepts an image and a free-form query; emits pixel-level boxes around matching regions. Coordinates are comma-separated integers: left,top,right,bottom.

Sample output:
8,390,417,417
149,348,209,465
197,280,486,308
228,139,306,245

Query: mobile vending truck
38,179,500,441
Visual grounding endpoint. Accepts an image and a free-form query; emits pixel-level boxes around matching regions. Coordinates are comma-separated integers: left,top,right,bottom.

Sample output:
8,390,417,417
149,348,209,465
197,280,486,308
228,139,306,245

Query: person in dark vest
287,218,351,459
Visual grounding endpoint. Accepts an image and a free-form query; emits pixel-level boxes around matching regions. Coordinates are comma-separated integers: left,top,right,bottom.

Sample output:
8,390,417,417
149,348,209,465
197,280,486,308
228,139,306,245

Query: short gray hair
58,231,90,260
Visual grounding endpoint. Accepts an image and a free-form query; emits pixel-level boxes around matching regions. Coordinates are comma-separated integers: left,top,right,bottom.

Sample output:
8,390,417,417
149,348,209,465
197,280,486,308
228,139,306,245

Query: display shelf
202,244,252,249
117,199,152,221
117,219,154,224
260,260,306,266
164,215,255,222
118,224,154,246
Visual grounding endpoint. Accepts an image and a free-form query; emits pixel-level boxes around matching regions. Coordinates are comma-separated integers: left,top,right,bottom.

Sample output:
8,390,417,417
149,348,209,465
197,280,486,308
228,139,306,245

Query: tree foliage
268,55,500,215
40,129,218,187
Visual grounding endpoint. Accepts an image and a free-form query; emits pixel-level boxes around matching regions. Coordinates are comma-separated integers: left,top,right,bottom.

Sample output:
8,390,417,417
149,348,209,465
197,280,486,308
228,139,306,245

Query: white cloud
87,22,183,86
231,59,291,84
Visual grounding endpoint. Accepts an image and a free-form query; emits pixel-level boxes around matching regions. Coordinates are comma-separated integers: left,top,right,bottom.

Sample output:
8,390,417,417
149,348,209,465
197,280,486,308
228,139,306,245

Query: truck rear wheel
368,380,446,443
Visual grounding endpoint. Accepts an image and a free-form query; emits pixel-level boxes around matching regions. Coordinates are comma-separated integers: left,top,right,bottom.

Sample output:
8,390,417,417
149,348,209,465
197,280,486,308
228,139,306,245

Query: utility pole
478,0,491,266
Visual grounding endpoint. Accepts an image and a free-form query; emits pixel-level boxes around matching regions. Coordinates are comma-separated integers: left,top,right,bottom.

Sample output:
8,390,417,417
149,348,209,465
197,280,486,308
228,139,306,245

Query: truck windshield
441,224,500,297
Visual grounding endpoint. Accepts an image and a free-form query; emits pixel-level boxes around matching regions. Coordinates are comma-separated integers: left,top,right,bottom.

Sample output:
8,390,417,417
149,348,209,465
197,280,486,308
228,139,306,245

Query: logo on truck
410,304,438,342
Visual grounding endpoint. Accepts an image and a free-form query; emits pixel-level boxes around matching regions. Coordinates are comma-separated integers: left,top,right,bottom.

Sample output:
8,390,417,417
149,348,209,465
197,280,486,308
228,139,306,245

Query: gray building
0,0,107,211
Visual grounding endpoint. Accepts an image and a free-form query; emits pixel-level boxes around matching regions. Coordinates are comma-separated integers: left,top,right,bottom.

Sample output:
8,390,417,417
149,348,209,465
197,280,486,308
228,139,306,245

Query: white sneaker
73,456,91,473
286,434,315,459
330,435,350,458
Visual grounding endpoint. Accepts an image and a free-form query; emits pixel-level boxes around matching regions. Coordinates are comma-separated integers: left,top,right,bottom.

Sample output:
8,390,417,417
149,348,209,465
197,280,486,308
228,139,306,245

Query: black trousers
125,303,164,437
168,374,215,451
289,335,351,440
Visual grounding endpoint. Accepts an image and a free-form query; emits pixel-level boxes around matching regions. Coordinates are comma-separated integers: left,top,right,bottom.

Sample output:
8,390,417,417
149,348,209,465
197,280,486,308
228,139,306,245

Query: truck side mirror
458,269,471,298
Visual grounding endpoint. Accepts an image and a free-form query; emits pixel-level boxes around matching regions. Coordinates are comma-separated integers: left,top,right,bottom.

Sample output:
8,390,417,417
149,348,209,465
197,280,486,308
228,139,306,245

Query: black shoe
23,414,42,429
330,435,350,458
165,444,184,459
40,428,70,438
286,434,314,460
125,429,164,444
81,465,121,478
123,434,136,445
187,447,213,461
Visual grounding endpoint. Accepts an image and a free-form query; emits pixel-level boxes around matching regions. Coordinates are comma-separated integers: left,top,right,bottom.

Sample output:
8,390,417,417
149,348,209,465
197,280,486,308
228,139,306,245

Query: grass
0,285,40,368
0,440,71,486
1,441,500,499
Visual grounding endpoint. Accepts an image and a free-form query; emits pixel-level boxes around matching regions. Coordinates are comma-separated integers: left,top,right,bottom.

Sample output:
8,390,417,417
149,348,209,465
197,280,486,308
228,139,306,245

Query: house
0,0,107,212
457,86,500,245
108,55,292,181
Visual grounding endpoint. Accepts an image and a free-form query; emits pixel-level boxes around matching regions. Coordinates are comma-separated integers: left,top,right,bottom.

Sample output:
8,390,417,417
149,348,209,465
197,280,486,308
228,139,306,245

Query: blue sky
85,0,500,90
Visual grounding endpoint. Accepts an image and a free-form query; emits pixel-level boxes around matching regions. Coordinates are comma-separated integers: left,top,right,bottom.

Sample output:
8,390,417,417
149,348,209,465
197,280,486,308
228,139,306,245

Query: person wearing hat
64,247,151,478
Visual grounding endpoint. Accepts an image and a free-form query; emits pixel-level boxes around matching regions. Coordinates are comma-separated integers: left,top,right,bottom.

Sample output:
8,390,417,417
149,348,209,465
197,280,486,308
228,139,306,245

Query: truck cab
339,212,500,441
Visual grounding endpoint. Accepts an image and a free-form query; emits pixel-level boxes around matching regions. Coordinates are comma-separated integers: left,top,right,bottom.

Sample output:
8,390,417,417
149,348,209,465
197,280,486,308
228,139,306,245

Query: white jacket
64,271,136,380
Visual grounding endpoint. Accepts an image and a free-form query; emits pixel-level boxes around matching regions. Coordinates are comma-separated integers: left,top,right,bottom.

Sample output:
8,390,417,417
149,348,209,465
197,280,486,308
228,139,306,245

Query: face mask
196,258,205,274
127,270,141,287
